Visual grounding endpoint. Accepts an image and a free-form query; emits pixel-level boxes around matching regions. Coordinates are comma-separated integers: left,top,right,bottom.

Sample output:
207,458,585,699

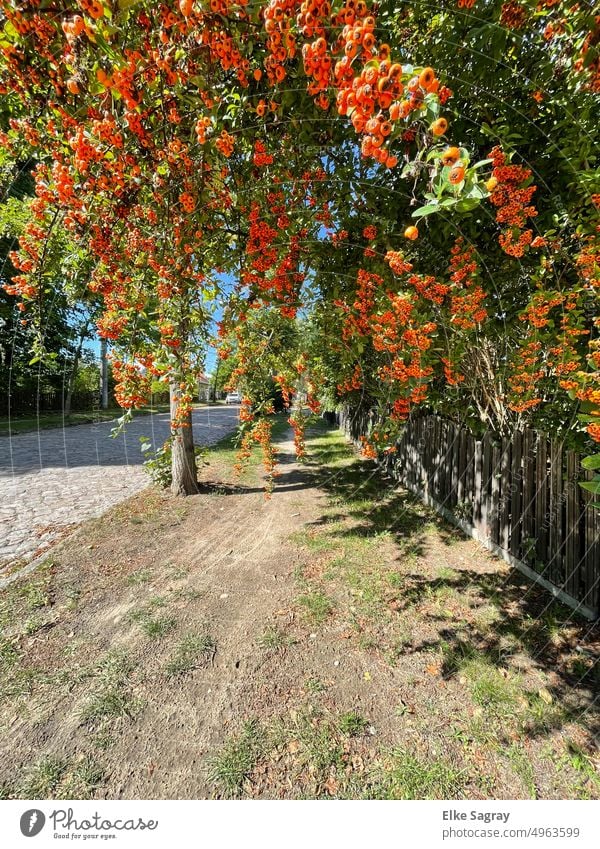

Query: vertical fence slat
510,430,523,558
490,442,501,546
500,437,511,552
565,451,579,600
548,440,563,588
473,439,483,534
522,430,536,564
535,434,549,570
583,469,600,612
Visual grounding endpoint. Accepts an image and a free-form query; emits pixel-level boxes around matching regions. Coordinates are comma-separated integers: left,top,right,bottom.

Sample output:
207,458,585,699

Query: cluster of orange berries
508,340,545,412
78,0,105,20
253,140,274,166
500,2,527,29
112,360,152,409
179,192,195,212
385,250,413,275
215,129,234,157
262,0,297,85
331,229,349,246
488,146,538,257
407,273,450,306
441,358,465,386
575,236,600,289
338,363,363,393
447,239,487,329
195,116,211,144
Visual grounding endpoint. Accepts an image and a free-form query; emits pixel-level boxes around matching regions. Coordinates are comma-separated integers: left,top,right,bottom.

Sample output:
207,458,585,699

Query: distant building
197,373,211,402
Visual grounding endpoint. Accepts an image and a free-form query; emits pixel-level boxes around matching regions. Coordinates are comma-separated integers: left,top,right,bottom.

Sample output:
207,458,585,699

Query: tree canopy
0,0,598,491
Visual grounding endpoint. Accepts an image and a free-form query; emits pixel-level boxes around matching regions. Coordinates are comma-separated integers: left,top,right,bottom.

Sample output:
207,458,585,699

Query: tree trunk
100,337,109,409
170,381,198,496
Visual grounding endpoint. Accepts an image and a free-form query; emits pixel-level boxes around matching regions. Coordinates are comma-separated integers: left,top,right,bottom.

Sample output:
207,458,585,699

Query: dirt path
0,423,598,800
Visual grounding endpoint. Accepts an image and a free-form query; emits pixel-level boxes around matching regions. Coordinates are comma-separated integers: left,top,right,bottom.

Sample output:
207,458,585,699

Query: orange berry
419,67,436,90
441,146,461,166
485,176,498,192
66,77,80,95
179,0,193,15
449,163,466,184
404,225,419,240
431,118,448,136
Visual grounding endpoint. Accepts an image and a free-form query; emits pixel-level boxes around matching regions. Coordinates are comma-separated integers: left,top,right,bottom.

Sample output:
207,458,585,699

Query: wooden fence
341,409,600,620
0,390,102,416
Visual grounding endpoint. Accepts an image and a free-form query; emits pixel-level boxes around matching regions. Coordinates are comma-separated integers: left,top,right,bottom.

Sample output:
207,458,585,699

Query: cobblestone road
0,405,239,573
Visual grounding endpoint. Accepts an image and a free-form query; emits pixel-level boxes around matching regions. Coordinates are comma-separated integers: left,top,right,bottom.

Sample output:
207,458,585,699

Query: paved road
0,405,239,573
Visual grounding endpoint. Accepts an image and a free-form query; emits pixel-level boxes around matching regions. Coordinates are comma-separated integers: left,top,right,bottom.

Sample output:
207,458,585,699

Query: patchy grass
207,720,265,798
80,650,140,725
257,625,293,651
339,711,369,737
297,590,334,624
14,755,104,800
375,749,468,800
165,633,216,677
128,598,177,640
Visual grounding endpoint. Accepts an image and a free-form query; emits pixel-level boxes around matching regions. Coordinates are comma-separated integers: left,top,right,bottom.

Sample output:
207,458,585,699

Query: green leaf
579,479,600,495
412,203,440,218
470,159,493,170
454,198,481,212
581,454,600,471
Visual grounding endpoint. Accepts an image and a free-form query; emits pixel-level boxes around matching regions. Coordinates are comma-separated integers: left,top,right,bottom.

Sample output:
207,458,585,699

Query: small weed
387,572,405,589
80,650,139,725
207,720,265,798
129,602,176,639
20,582,50,612
464,659,521,715
257,626,290,651
0,637,19,667
297,591,334,624
17,755,65,798
126,569,153,587
282,709,345,777
141,615,176,639
16,754,104,800
504,743,537,799
305,677,327,694
165,633,216,677
339,711,368,736
65,585,81,610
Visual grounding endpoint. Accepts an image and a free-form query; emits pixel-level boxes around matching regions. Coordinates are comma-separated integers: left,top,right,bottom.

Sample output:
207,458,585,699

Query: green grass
257,625,292,651
125,569,154,586
339,711,369,736
376,749,468,800
297,590,334,624
80,650,139,725
129,598,176,639
165,633,216,677
206,720,265,798
14,755,104,799
463,658,522,715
